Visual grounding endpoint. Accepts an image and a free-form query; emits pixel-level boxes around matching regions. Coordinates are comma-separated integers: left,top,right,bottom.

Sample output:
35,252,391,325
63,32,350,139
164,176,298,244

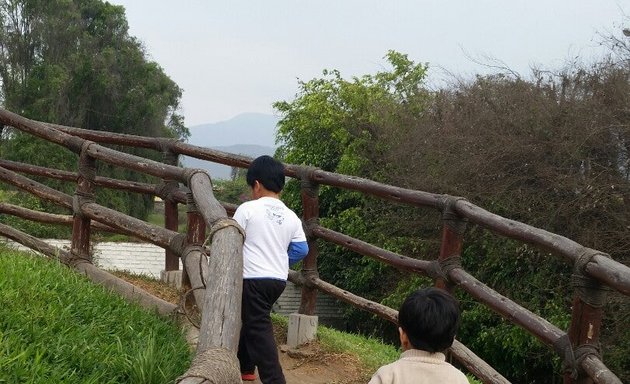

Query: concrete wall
274,281,345,322
4,239,178,278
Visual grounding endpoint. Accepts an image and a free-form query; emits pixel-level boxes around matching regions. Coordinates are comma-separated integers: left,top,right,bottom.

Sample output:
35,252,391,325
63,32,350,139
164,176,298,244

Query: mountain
187,113,279,148
182,113,279,180
182,144,275,180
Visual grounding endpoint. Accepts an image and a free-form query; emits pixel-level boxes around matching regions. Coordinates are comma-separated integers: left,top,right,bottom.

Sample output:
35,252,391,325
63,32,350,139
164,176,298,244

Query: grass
1,242,481,383
317,323,400,373
0,247,192,384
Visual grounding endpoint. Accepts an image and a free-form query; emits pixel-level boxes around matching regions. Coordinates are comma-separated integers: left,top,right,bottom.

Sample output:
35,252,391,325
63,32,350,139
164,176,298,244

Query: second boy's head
246,155,285,194
398,288,460,353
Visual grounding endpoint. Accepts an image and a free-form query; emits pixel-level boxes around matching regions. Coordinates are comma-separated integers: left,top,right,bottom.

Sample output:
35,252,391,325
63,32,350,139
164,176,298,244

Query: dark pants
238,279,287,384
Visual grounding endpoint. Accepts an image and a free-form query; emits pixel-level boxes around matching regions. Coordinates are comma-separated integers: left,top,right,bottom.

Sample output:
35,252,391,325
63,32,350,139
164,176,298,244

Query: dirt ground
270,322,367,384
272,342,365,384
118,272,368,384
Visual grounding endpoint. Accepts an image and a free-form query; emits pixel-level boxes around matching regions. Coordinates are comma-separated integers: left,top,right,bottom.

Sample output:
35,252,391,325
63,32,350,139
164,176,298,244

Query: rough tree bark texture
176,171,244,384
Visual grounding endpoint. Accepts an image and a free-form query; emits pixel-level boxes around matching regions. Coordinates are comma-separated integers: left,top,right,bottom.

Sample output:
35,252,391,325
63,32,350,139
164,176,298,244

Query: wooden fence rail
0,108,244,383
0,108,627,384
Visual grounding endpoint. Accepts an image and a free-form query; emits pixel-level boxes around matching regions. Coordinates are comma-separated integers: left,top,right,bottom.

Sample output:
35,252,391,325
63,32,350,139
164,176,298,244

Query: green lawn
0,247,192,384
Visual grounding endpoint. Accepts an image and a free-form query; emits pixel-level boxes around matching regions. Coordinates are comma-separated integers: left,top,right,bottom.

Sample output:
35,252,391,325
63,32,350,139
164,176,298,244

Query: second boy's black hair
246,155,285,193
398,287,460,353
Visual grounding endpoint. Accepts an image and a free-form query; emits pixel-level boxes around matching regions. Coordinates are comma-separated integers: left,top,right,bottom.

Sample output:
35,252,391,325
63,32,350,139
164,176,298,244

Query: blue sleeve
288,241,309,266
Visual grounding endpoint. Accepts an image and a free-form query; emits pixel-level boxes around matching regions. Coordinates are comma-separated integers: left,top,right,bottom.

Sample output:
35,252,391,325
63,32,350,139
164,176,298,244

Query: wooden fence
0,107,628,384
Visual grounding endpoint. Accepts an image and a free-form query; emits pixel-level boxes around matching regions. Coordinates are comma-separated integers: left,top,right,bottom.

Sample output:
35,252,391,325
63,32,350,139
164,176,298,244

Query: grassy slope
1,245,479,383
0,248,192,384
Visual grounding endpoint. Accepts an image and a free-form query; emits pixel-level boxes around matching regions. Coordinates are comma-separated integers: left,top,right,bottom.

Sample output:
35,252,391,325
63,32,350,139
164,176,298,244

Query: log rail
0,108,627,384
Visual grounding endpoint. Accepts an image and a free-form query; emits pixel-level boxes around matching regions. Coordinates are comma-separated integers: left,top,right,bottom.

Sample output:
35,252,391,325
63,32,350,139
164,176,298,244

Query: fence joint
302,217,319,239
181,245,208,289
156,179,180,202
428,256,462,282
557,333,604,380
63,135,87,154
205,217,245,245
572,248,612,308
157,138,179,158
297,165,320,197
441,196,468,235
168,233,187,255
301,267,319,283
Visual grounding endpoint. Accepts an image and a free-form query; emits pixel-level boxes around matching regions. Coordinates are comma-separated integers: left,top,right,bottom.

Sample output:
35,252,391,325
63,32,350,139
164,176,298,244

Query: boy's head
246,155,285,193
398,288,460,353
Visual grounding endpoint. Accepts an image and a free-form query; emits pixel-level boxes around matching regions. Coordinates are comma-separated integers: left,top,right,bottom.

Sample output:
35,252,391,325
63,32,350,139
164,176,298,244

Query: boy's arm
288,218,309,266
288,241,308,266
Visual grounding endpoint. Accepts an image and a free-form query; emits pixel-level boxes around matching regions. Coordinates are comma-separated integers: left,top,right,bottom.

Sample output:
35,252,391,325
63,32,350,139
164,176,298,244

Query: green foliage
0,0,188,220
0,0,187,138
273,45,630,383
274,50,428,175
0,247,192,383
455,232,575,382
380,275,433,311
0,190,71,238
274,51,431,299
458,301,567,384
212,176,251,205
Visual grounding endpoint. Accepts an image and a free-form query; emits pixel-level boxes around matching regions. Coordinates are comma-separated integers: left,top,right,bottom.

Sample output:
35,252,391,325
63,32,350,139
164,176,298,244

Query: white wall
4,239,179,278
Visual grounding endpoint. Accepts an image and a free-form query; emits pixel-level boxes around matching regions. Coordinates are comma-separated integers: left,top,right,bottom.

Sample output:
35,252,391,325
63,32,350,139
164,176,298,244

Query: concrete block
161,270,182,289
287,313,318,348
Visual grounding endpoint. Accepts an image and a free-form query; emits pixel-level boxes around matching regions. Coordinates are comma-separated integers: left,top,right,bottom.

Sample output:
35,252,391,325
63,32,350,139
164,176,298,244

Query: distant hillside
182,113,279,180
187,113,279,148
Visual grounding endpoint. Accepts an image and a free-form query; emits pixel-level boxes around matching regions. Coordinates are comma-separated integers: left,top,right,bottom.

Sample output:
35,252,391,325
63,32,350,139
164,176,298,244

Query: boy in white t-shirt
233,155,309,384
369,288,469,384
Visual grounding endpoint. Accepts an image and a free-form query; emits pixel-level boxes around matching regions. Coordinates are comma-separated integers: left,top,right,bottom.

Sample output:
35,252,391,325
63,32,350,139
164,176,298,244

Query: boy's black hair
246,155,285,193
398,287,460,353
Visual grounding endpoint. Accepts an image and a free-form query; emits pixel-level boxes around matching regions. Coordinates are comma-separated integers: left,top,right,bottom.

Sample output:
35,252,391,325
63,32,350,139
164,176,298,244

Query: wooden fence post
186,191,206,246
71,143,96,263
298,166,320,315
184,190,207,305
161,143,180,271
436,197,467,290
564,250,610,384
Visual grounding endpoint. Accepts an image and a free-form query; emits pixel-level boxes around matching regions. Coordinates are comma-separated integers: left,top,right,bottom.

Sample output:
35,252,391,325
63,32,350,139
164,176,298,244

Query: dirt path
183,316,367,384
247,342,365,384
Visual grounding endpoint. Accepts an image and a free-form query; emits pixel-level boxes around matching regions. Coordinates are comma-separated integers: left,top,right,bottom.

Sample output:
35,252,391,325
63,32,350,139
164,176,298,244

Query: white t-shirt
233,196,307,280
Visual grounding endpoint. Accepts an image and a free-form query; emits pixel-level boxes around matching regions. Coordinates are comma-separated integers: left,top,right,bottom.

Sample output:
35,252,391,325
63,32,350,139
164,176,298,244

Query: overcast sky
109,1,628,126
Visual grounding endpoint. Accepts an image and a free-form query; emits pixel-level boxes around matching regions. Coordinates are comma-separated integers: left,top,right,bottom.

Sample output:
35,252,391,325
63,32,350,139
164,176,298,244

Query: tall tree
0,0,187,219
274,51,431,339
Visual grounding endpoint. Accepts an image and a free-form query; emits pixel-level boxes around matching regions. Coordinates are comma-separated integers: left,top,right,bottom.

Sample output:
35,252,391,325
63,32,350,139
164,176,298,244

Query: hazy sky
109,1,628,126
